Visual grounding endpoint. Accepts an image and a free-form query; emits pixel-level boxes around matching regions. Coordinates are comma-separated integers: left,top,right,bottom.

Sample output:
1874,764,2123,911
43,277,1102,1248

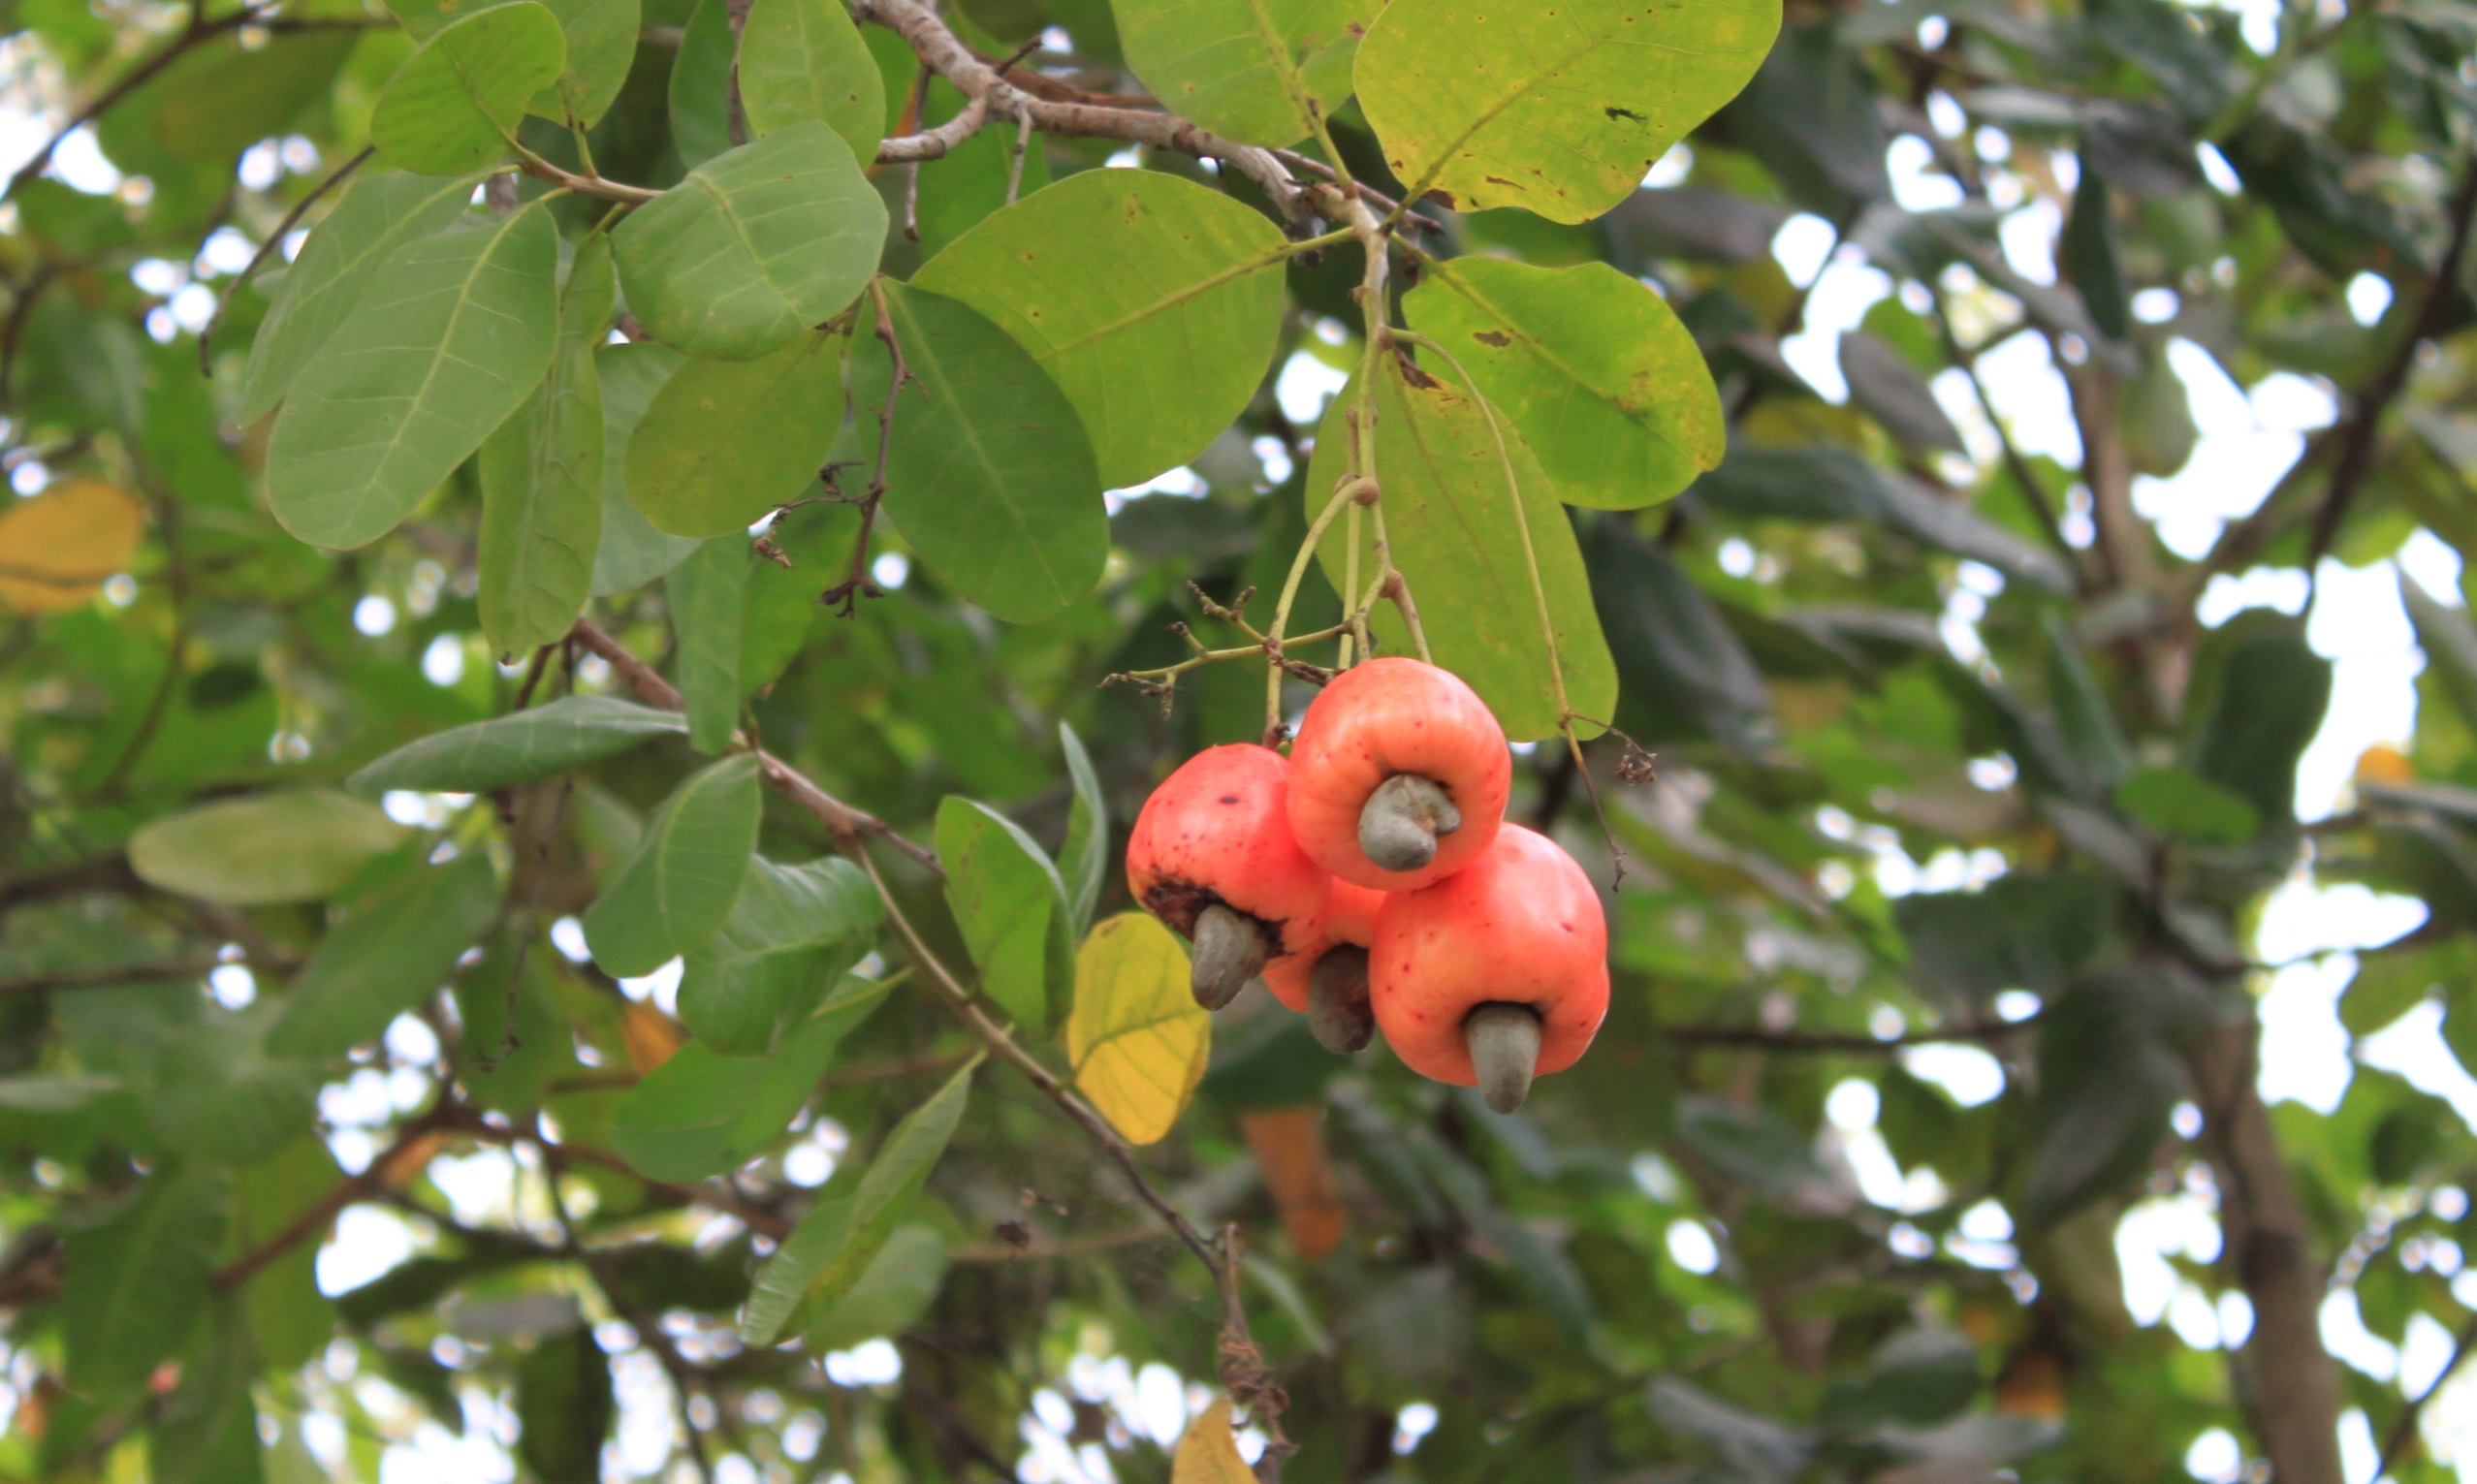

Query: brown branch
214,1108,450,1291
946,1223,1170,1262
822,279,912,616
0,854,142,913
2304,160,2477,570
2377,1310,2477,1476
1663,1016,2041,1053
875,90,991,165
514,151,659,205
5,6,270,201
198,144,373,372
565,618,939,871
0,957,220,996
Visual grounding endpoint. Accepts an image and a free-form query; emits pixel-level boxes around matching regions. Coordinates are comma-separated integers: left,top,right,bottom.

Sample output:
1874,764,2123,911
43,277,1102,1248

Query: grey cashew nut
1190,902,1267,1010
1306,945,1373,1055
1359,773,1461,873
1465,1001,1542,1114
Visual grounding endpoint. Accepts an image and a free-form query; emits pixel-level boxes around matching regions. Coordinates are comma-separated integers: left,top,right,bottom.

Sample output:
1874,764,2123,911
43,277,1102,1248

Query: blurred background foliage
1,0,2476,1479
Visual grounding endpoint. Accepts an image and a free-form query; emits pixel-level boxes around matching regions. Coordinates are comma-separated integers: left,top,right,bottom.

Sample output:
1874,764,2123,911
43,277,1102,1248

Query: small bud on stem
1359,774,1461,873
1306,946,1373,1054
1465,1001,1542,1114
1191,903,1267,1010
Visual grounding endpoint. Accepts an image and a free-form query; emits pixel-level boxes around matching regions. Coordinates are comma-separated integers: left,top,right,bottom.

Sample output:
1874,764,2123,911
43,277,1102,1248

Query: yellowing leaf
0,479,143,613
1067,913,1208,1146
1171,1398,1255,1484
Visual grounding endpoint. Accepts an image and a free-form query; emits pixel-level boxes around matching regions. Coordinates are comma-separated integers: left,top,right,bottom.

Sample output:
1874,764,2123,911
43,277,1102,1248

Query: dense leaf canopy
0,0,2475,1479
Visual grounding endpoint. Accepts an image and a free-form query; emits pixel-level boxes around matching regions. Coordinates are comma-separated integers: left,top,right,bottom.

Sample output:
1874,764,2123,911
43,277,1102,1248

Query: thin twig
5,6,270,201
2376,1310,2477,1477
822,279,916,616
1664,1016,2042,1053
198,144,373,372
213,1107,450,1291
0,957,222,996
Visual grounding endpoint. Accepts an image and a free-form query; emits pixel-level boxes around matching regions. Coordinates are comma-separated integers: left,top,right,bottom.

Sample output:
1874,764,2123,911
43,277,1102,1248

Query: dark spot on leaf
1474,331,1510,347
1605,106,1647,124
1484,175,1517,187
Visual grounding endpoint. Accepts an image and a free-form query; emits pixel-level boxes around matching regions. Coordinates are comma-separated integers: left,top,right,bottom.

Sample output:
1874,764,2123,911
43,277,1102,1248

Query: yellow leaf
1171,1398,1254,1484
1067,912,1209,1146
0,479,143,613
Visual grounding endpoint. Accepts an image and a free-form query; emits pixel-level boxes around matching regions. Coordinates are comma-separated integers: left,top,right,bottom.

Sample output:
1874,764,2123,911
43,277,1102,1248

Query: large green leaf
530,0,640,126
624,332,843,537
2180,611,2332,834
63,1164,228,1392
591,342,705,593
1308,360,1616,741
669,0,736,169
478,234,612,657
370,2,567,175
803,1224,948,1351
267,205,560,551
1894,872,2115,1017
514,1330,614,1484
149,1003,323,1166
1353,0,1780,222
680,857,884,1054
347,694,689,794
667,537,748,753
936,797,1075,1036
241,171,486,425
226,1139,343,1371
614,975,890,1181
2024,963,2207,1228
582,754,763,976
268,852,502,1058
612,122,887,360
1110,0,1377,146
743,1058,975,1343
1404,258,1723,510
912,169,1288,488
130,790,408,906
849,281,1107,622
148,1297,263,1484
740,0,886,160
1582,516,1772,752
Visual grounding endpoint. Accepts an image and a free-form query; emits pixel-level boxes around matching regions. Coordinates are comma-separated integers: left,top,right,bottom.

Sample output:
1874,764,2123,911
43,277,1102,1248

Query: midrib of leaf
352,211,531,514
695,168,798,316
1244,0,1318,136
1396,10,1655,204
1038,242,1286,357
892,294,1070,594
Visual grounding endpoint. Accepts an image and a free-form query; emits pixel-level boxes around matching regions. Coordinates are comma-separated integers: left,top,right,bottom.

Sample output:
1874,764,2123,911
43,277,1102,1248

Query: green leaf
2180,611,2332,834
1353,0,1780,222
740,0,887,160
1403,258,1723,510
241,170,486,425
1893,871,2115,1017
1582,516,1772,753
743,1058,975,1343
1819,1328,1982,1437
936,797,1074,1036
348,694,689,794
148,30,358,168
2024,962,2207,1228
591,342,706,593
1110,0,1377,146
612,122,887,361
453,927,570,1113
130,789,409,906
2063,165,2130,341
850,280,1107,623
1308,359,1617,742
64,1164,227,1393
514,1329,614,1484
582,754,763,976
1673,1094,1844,1212
680,857,884,1054
2401,574,2477,738
267,204,561,551
803,1224,947,1351
1058,721,1107,940
151,1004,324,1164
2113,765,2260,845
2341,938,2469,1038
909,77,1052,258
614,974,890,1181
370,2,567,174
227,1139,343,1371
624,332,843,536
667,536,748,752
529,0,640,126
669,0,736,169
911,169,1289,489
149,1297,263,1484
1840,330,1965,457
478,233,612,657
269,852,501,1058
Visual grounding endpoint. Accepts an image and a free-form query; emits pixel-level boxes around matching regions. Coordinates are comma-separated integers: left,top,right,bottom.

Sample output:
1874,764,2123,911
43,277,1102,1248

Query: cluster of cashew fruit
1126,659,1609,1114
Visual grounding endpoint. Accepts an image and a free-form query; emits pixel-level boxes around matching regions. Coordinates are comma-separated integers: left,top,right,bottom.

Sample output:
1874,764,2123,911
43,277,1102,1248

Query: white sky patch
1974,331,2082,465
1780,256,1891,401
1999,199,2063,286
1770,212,1838,288
318,1205,421,1295
2296,559,2423,820
2399,529,2465,604
1275,350,1349,426
2128,341,2322,558
1888,135,1965,211
2360,1001,2477,1131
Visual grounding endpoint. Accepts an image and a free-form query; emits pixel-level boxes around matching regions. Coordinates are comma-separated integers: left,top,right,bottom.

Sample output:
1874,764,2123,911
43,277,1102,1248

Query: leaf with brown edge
1068,914,1210,1146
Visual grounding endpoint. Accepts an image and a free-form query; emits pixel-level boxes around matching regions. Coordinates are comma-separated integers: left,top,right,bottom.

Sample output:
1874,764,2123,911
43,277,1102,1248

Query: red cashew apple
1262,879,1386,1054
1369,824,1608,1113
1127,743,1331,1009
1287,658,1513,892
